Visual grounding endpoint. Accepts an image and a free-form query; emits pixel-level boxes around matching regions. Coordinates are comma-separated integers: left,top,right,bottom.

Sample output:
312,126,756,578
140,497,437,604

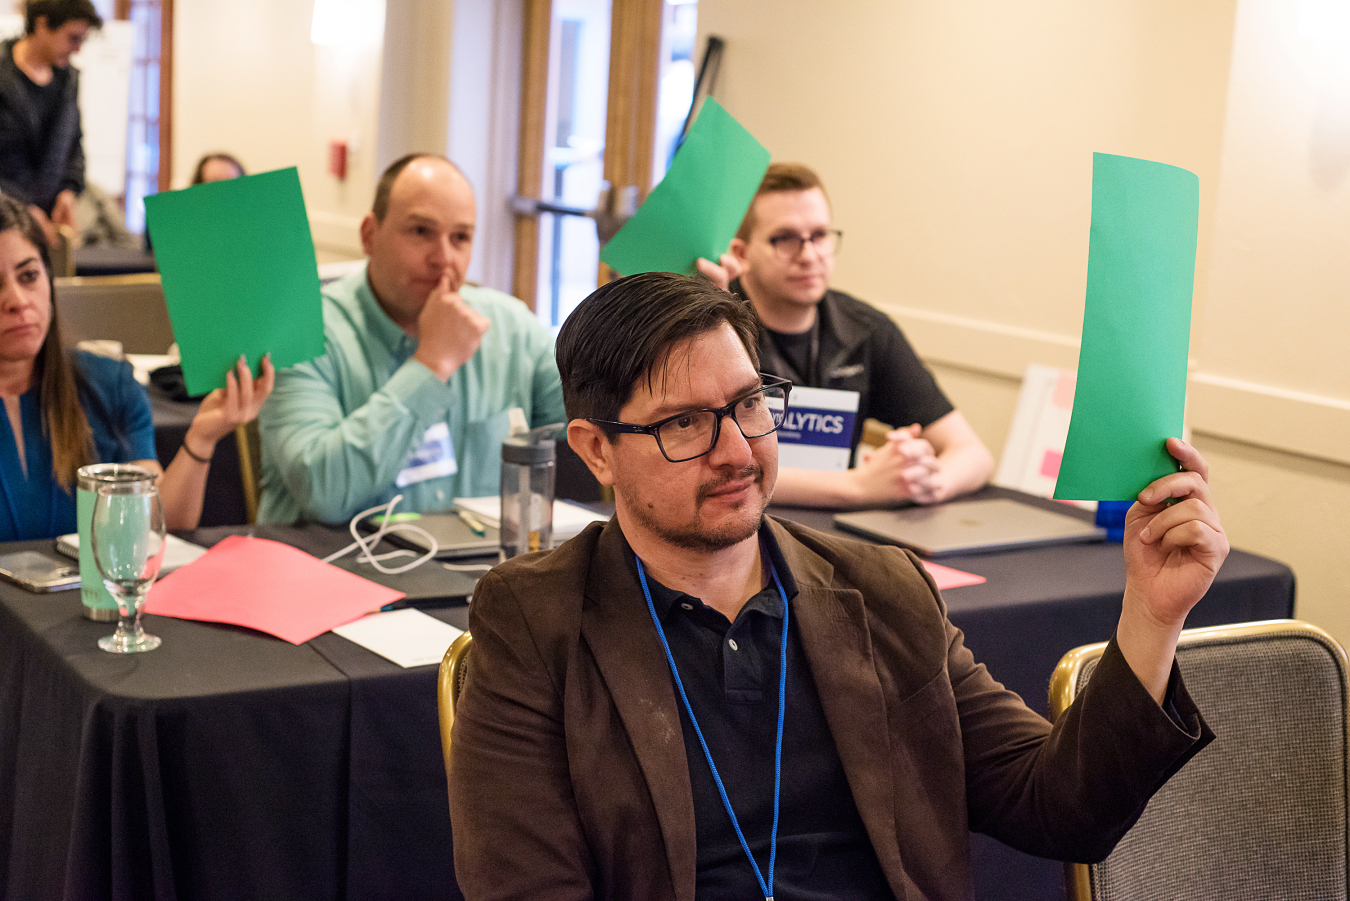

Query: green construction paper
1054,153,1199,502
144,167,324,396
599,98,770,277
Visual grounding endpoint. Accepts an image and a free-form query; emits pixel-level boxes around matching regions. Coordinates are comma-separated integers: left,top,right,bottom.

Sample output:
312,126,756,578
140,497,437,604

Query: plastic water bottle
500,425,563,558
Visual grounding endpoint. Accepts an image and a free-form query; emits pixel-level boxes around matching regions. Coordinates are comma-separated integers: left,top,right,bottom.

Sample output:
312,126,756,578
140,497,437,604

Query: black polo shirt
632,528,894,900
730,280,955,453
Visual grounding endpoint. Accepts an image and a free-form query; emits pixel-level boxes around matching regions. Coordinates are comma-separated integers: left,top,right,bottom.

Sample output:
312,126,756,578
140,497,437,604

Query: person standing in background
0,0,102,247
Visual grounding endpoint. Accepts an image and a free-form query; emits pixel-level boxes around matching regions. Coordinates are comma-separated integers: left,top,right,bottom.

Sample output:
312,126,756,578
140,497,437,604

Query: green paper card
1054,153,1199,502
145,167,325,396
600,98,770,277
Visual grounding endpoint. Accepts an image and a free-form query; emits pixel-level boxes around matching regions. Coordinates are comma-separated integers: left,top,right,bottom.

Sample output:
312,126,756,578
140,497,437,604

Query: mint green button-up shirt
258,266,565,523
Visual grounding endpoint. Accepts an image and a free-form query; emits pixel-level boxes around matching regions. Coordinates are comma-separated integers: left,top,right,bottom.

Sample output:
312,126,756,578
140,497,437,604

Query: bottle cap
502,436,556,464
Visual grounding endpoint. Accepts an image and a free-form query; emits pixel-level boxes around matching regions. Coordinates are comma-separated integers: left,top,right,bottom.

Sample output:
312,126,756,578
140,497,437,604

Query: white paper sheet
332,608,464,668
453,497,609,539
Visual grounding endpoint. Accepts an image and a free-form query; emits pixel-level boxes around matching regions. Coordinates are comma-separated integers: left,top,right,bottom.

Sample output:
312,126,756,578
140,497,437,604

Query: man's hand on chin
413,273,491,381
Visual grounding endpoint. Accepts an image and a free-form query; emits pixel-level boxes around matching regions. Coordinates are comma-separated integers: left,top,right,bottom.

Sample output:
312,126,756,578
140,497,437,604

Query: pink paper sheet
921,560,987,590
145,535,405,644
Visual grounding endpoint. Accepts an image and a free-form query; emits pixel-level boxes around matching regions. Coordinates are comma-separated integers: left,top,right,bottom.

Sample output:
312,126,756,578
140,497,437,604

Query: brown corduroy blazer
449,516,1210,901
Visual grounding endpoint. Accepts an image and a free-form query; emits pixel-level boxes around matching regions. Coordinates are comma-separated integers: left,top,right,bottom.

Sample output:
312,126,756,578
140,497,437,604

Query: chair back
53,274,175,355
1049,619,1349,901
438,632,474,787
50,225,78,277
234,421,262,524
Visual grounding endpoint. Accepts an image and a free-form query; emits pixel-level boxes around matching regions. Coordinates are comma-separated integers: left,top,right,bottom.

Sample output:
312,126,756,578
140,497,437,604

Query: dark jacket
0,37,86,213
449,516,1212,901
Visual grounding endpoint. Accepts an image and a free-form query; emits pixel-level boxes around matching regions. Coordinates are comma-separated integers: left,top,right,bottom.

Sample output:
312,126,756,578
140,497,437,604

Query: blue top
0,351,157,541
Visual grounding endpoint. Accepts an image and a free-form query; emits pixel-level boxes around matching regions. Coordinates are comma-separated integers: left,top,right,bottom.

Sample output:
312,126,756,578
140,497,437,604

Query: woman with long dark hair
0,192,273,539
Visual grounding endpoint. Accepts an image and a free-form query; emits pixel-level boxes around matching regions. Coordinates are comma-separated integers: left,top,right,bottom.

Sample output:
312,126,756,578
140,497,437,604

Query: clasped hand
855,424,946,504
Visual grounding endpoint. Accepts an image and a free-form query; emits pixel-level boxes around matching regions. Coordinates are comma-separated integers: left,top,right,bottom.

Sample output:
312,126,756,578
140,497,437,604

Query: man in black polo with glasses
449,270,1224,901
727,162,994,509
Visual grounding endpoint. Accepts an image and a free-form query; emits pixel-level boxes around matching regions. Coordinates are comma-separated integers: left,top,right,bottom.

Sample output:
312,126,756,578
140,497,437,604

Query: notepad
57,532,206,574
453,497,610,542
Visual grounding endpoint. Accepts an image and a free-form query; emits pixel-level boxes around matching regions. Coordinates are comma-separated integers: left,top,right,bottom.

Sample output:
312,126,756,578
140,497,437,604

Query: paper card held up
144,167,325,396
599,98,770,277
1054,153,1198,501
145,535,405,644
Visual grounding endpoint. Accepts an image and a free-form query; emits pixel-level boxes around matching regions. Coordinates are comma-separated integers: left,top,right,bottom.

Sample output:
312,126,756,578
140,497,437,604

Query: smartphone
0,551,82,593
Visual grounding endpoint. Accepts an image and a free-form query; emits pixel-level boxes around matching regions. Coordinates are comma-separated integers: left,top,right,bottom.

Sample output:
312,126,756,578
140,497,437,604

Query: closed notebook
57,532,207,574
833,498,1105,558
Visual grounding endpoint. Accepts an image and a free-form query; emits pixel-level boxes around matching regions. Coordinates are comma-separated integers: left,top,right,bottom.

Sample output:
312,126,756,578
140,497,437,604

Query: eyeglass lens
656,387,788,462
770,229,838,259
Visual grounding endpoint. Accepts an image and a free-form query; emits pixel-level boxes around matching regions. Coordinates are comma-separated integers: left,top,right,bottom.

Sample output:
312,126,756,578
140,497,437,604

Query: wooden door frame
511,0,665,308
112,0,173,196
599,0,662,285
512,0,552,311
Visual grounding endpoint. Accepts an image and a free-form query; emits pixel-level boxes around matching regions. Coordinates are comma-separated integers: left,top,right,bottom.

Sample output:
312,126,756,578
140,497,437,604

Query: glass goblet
90,470,167,654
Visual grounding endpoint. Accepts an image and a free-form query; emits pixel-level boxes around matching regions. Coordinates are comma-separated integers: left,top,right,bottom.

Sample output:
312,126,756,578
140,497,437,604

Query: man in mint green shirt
258,154,565,523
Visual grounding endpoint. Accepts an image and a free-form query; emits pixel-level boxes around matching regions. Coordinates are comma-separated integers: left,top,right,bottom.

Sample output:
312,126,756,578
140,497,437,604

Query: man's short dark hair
556,272,761,425
735,162,830,240
25,0,103,34
370,152,460,221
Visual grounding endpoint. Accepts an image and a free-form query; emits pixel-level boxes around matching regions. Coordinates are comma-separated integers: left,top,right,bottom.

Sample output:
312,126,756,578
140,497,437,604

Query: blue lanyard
636,556,789,901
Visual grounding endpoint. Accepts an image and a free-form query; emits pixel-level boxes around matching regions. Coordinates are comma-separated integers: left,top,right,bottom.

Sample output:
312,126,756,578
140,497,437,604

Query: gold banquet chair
438,632,475,790
1049,619,1349,901
53,273,175,354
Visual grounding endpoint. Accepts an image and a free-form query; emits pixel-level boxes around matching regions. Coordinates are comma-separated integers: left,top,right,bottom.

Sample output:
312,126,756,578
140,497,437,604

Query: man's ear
358,212,377,256
729,237,749,264
568,420,617,487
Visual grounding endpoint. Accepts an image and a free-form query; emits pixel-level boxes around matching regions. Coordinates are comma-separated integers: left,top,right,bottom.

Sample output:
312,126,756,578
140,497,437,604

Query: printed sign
776,386,860,471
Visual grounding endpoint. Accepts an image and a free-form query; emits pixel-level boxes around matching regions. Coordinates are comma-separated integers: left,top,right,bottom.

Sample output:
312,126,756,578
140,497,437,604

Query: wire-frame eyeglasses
767,228,843,260
587,375,793,463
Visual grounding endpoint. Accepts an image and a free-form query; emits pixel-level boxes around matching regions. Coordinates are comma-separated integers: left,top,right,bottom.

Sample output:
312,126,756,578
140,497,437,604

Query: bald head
371,153,469,221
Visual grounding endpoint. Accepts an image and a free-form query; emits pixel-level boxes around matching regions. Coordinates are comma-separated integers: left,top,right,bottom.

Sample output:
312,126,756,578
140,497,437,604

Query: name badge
776,386,859,471
396,422,458,487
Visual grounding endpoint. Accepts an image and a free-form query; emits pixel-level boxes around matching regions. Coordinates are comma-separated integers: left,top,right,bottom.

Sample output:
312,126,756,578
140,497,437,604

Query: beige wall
699,0,1350,643
170,0,1350,638
173,0,384,261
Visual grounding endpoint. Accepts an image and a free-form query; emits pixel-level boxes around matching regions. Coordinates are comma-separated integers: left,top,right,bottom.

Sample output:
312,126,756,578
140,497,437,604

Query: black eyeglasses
588,375,793,463
767,228,842,260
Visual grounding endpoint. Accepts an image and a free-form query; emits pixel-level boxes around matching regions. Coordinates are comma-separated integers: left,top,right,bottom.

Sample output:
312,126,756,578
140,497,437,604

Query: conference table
0,488,1295,901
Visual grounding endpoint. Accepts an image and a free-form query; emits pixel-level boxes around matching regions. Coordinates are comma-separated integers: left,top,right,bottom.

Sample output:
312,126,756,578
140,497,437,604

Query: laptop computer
833,497,1106,558
361,513,500,560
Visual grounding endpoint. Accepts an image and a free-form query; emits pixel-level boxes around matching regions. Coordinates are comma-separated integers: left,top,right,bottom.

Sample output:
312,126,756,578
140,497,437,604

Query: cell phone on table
0,550,82,593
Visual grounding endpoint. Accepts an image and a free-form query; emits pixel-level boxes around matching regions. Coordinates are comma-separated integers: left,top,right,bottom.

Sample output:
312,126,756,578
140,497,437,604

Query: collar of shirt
355,263,417,358
624,519,800,626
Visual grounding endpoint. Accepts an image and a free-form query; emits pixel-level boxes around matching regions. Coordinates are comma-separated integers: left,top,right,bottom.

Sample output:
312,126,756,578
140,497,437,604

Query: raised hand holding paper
599,98,770,277
145,167,325,396
1054,153,1199,502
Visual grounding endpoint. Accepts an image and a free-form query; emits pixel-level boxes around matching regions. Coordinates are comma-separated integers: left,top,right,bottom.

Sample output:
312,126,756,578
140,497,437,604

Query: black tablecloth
0,490,1295,901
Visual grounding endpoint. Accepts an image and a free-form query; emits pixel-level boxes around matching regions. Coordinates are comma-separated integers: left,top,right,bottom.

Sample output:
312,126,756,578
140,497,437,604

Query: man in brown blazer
449,272,1227,901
